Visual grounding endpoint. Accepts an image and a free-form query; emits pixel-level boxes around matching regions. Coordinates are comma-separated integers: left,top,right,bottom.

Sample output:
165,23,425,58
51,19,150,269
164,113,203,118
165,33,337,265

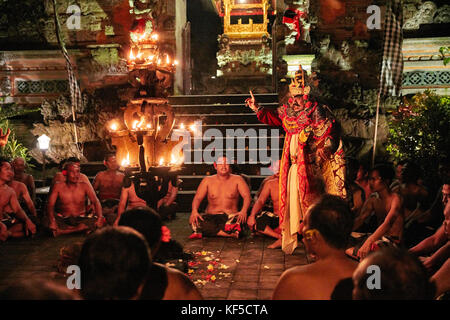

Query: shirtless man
114,176,148,226
189,156,251,238
410,198,449,275
6,177,37,218
273,195,357,300
247,173,281,248
0,158,36,241
92,153,124,201
51,158,93,191
11,157,35,203
47,163,104,237
347,164,404,260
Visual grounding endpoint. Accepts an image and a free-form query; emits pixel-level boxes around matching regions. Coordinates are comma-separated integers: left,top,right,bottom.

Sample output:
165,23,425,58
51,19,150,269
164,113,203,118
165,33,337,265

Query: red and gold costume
255,70,347,254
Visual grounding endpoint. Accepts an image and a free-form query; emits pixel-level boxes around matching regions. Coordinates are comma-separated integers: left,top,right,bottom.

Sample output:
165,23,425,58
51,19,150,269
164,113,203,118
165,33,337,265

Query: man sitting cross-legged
92,152,124,225
46,162,104,237
273,194,357,300
189,156,251,239
6,176,37,221
247,171,281,249
347,164,404,261
11,157,36,203
0,157,36,241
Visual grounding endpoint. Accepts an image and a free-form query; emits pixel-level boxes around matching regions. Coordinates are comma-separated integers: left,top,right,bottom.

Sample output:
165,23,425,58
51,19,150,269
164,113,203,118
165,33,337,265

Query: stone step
168,93,278,105
172,102,278,114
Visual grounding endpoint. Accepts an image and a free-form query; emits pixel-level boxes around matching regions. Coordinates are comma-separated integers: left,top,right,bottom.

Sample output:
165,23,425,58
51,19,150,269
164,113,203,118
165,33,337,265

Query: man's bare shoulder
160,264,202,299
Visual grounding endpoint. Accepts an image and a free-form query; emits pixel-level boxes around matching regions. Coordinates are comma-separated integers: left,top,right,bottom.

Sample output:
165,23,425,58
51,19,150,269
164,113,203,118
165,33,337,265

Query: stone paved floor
0,213,309,300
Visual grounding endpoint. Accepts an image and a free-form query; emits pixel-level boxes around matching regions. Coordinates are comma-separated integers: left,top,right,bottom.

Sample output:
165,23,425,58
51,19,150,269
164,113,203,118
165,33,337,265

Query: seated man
119,207,203,300
11,157,36,203
79,226,151,300
0,157,36,241
46,162,104,237
189,156,251,238
92,153,124,225
272,195,357,300
157,177,180,221
51,157,93,191
347,164,404,261
409,199,449,275
352,247,436,300
432,258,450,299
6,176,38,224
92,153,124,201
392,162,429,225
247,171,281,249
114,175,149,225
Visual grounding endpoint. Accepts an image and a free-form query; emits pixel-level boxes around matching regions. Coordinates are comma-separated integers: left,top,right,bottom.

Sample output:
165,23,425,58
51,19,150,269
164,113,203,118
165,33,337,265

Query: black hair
118,207,162,252
354,247,436,300
0,156,11,168
401,161,422,184
345,156,360,182
370,163,395,186
104,152,116,162
308,194,354,249
79,226,151,300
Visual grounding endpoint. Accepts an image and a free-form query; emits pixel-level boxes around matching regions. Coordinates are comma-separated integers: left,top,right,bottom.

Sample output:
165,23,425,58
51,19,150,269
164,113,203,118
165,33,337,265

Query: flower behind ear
161,226,171,243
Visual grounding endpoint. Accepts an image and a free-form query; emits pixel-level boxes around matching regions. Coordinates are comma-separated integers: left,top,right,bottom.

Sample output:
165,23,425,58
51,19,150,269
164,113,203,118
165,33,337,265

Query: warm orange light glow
174,60,179,66
121,153,130,167
151,33,158,41
146,123,152,129
166,55,170,65
189,123,197,132
179,123,185,130
159,157,164,166
110,122,118,131
170,154,177,164
132,120,138,130
129,49,135,60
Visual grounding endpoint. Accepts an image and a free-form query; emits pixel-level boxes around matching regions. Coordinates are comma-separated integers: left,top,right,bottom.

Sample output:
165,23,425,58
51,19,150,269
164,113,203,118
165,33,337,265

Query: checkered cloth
379,0,404,97
52,0,81,145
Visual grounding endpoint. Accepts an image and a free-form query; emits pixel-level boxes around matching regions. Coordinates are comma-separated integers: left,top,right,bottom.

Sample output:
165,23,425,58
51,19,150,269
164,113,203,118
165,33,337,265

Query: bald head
11,157,26,173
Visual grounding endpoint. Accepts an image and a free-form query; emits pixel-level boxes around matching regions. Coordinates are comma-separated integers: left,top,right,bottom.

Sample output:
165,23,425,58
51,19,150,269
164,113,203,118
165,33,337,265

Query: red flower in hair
161,226,171,243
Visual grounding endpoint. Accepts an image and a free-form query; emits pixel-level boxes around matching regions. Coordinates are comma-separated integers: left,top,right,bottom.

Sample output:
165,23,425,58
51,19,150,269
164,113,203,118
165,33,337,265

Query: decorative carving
403,1,438,30
0,77,11,96
434,5,450,24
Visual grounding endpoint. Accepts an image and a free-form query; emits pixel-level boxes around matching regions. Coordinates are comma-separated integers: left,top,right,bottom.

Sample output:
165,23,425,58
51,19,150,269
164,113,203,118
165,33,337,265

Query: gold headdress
289,65,311,97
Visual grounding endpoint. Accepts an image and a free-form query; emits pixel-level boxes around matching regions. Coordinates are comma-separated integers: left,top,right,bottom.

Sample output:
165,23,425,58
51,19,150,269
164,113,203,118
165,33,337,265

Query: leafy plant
440,47,450,66
386,90,450,187
0,120,33,165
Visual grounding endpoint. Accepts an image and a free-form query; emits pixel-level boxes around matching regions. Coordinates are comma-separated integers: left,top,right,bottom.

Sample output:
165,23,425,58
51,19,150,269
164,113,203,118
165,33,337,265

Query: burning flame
179,123,185,130
189,123,197,132
110,122,118,131
166,55,170,65
159,157,164,166
146,123,152,129
174,60,179,66
129,49,135,60
151,33,158,41
132,120,138,130
121,153,130,167
170,154,177,164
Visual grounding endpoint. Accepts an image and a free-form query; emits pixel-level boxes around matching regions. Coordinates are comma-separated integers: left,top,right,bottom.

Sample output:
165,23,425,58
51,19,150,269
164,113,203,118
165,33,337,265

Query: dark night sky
187,0,222,75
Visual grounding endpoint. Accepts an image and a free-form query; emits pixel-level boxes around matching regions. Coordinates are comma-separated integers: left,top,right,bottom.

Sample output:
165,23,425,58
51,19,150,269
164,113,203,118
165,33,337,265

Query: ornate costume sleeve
312,105,341,155
256,108,282,127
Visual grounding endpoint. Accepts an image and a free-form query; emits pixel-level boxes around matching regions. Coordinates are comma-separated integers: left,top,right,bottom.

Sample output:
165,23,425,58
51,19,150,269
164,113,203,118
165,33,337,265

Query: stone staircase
72,93,283,213
167,93,282,212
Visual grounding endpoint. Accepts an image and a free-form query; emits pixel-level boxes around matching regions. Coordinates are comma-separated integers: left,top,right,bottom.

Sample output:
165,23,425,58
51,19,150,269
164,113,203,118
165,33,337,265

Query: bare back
274,256,357,300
